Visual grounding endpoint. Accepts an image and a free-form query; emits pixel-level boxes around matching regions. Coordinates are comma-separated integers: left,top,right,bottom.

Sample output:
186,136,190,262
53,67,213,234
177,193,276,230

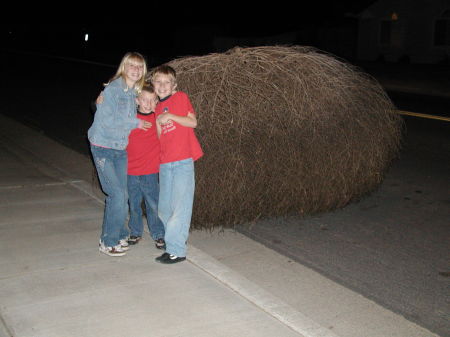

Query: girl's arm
95,89,116,129
96,89,149,130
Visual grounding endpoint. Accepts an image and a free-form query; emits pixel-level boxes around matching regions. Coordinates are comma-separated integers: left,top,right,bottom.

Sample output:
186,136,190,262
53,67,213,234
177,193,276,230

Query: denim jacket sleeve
88,78,139,150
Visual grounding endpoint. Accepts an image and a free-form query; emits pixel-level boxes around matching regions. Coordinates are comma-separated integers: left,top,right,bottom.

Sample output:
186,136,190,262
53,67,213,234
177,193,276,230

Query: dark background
2,1,377,66
1,3,449,336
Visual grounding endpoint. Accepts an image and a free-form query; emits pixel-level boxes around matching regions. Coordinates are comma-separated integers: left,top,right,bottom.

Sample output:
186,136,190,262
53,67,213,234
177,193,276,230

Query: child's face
152,73,177,99
136,91,158,114
124,60,144,87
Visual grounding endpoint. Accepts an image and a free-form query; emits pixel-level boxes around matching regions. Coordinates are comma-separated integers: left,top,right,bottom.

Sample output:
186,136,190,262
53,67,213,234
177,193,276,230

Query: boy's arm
156,118,162,138
157,112,197,128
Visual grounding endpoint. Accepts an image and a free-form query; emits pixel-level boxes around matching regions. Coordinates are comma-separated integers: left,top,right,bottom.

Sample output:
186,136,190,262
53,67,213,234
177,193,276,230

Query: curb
188,245,340,337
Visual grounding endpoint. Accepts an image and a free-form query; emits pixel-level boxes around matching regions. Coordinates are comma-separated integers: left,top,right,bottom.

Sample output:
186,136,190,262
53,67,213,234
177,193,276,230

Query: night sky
3,1,377,65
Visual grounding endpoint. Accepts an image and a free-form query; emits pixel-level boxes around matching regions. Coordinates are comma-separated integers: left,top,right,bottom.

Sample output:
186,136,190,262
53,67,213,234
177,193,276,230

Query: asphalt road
238,115,450,337
388,91,450,117
1,50,449,336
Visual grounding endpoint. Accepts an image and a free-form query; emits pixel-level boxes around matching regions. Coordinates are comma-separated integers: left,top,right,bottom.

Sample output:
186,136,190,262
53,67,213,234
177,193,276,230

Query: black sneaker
159,254,186,264
155,252,170,262
155,238,166,250
127,236,142,245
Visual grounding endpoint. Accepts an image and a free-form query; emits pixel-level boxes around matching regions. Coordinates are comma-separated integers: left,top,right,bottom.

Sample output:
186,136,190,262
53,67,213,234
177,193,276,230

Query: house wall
357,0,450,63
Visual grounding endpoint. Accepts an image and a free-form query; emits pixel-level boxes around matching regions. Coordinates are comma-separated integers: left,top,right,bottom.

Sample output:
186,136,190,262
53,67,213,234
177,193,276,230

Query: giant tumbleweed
154,46,403,228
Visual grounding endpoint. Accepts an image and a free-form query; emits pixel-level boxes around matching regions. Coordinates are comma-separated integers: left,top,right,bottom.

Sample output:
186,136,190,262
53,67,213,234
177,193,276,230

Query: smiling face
123,60,144,88
152,73,177,99
136,90,158,114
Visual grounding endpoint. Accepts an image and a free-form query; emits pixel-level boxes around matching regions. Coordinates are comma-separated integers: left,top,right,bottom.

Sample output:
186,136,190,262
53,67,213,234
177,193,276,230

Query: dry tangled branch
155,46,403,228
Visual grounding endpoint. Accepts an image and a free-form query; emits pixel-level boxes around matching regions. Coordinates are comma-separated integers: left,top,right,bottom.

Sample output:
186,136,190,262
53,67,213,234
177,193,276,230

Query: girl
88,52,151,256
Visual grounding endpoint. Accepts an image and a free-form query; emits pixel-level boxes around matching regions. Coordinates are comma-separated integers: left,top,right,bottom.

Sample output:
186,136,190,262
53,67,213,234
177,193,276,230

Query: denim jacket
88,77,139,150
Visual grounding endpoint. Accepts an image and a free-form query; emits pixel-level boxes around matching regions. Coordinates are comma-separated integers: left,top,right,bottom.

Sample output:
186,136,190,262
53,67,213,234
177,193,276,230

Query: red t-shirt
126,112,160,175
155,91,203,164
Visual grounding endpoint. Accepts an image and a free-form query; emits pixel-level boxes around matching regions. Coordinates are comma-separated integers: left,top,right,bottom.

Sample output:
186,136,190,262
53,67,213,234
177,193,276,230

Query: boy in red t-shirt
126,85,166,249
151,65,203,264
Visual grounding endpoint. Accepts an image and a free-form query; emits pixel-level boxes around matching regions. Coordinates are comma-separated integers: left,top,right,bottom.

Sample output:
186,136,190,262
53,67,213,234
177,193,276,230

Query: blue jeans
158,158,195,257
128,174,165,240
90,145,129,247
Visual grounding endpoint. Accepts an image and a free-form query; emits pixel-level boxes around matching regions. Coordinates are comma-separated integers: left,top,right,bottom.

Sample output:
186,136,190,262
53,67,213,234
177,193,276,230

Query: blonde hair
141,83,155,94
107,52,147,91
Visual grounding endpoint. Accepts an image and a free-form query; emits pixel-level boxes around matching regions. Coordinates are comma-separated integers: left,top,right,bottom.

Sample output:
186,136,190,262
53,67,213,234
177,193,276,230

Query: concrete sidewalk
0,114,439,337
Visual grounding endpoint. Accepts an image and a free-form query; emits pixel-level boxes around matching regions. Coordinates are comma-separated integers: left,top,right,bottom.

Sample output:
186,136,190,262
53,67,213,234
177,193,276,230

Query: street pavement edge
0,114,342,337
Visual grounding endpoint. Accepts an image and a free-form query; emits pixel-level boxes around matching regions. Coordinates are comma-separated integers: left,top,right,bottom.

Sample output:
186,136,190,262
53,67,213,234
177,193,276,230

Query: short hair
141,83,155,94
149,64,177,83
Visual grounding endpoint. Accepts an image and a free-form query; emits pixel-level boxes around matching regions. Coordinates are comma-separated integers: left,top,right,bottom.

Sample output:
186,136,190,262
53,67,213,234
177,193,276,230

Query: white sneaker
99,242,126,257
118,239,130,251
